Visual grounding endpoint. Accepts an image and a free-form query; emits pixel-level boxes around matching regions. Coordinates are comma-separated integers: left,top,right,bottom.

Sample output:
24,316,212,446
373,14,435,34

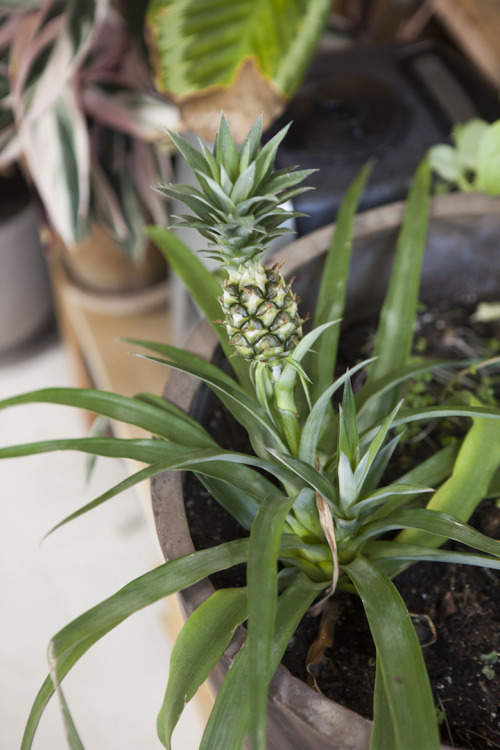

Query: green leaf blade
247,491,301,748
157,588,248,749
310,161,373,399
344,556,440,750
364,158,431,423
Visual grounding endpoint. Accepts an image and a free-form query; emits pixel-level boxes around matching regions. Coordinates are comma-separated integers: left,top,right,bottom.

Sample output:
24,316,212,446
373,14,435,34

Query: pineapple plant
158,115,314,372
4,113,500,750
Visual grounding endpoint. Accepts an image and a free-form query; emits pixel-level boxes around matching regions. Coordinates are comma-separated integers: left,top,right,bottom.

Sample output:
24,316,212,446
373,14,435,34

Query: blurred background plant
429,117,500,196
144,0,334,143
0,0,179,261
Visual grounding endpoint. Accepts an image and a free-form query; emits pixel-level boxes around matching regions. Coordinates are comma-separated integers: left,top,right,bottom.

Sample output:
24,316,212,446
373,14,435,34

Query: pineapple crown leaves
158,113,316,266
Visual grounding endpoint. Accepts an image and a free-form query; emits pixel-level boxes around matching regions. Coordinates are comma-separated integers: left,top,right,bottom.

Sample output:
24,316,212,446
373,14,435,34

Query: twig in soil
441,355,500,399
305,600,342,693
437,695,455,748
409,612,437,647
459,727,500,749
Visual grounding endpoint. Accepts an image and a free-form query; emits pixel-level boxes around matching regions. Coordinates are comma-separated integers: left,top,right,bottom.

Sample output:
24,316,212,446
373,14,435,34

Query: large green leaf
370,657,396,750
134,351,286,456
364,159,431,424
199,571,322,750
310,161,373,401
0,387,213,445
344,556,440,750
359,508,500,556
247,491,303,748
146,0,332,135
0,436,172,463
157,588,248,749
397,412,500,547
21,538,252,750
365,542,500,572
48,453,270,535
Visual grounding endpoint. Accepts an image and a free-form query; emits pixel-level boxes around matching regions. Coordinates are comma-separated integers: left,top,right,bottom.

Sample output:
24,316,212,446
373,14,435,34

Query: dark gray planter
0,173,53,354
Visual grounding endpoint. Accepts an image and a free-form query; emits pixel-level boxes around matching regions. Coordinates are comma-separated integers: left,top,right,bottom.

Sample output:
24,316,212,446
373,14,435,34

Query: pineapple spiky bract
158,115,315,368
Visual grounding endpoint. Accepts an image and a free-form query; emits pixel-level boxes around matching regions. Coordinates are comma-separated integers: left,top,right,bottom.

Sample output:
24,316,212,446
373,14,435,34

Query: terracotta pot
151,192,500,749
59,222,167,295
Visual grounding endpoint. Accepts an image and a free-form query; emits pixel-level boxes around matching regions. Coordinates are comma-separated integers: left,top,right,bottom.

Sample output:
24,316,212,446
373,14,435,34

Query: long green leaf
0,437,172,463
365,541,500,571
46,461,173,536
48,452,270,536
199,571,323,750
299,358,375,466
370,656,396,750
0,387,206,443
247,491,303,749
353,483,432,520
269,449,337,504
344,556,440,750
157,588,248,749
134,391,217,444
359,508,500,557
135,351,286,455
126,337,247,394
21,538,252,750
397,412,500,547
364,158,431,423
361,403,500,445
356,357,472,430
310,161,373,399
198,474,259,530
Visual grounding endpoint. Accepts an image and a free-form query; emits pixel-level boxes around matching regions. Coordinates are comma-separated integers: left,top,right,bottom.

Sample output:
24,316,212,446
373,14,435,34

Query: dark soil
184,302,500,750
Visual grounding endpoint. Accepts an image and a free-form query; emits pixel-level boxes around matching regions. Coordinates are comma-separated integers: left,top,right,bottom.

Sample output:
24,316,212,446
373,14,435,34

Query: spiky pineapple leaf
214,113,240,179
247,490,302,748
0,387,188,441
157,588,248,749
344,556,441,750
21,538,253,750
364,158,431,424
309,161,373,402
298,358,375,467
198,571,322,750
359,508,500,558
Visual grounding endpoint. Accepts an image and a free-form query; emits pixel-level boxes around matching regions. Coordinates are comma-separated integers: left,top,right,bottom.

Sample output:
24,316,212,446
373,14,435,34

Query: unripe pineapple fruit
159,114,314,365
221,262,303,362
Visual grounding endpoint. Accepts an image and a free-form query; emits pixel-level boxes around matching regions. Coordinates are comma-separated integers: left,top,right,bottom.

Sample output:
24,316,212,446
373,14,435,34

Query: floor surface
0,330,205,749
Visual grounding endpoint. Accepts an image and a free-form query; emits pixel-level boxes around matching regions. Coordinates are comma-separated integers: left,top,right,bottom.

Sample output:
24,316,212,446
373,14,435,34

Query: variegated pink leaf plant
0,0,179,259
